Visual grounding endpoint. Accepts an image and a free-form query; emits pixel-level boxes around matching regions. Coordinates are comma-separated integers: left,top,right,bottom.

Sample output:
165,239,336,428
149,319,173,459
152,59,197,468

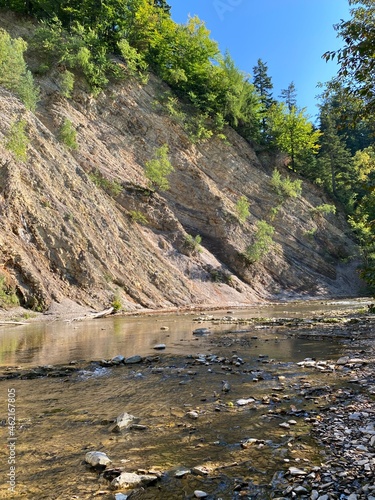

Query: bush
235,195,250,223
145,144,174,191
0,29,39,111
5,119,28,161
184,234,202,254
271,169,302,200
89,170,123,197
59,70,75,98
128,210,148,224
243,220,274,264
0,275,19,308
311,203,336,216
58,118,78,149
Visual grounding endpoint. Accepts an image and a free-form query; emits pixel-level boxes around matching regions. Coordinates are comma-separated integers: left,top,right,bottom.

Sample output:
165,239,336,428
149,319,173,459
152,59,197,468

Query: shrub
89,170,123,197
117,39,148,81
5,119,28,161
59,70,75,98
243,220,275,264
235,195,250,223
145,144,174,191
311,203,336,216
111,292,122,312
0,29,39,111
271,169,302,200
128,210,148,224
58,118,78,150
184,234,202,254
0,275,19,308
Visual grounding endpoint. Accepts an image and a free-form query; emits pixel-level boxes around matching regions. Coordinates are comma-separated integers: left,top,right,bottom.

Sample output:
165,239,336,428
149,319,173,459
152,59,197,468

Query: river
0,298,372,499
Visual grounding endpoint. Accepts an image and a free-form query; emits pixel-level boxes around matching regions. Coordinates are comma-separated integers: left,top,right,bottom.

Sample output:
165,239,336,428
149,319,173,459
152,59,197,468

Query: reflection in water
0,298,369,367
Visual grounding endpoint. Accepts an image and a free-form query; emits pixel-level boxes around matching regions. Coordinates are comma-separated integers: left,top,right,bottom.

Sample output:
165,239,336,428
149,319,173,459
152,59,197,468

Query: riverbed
0,298,374,499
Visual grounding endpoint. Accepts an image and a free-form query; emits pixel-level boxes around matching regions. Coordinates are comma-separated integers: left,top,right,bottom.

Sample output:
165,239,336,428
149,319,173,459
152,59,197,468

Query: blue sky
169,0,351,121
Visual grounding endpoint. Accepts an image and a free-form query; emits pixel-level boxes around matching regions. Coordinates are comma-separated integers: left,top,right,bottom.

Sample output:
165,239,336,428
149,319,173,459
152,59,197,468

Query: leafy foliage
244,221,275,264
184,234,202,255
235,195,250,223
268,102,321,171
145,144,174,191
323,0,375,117
58,118,78,150
89,170,123,197
270,169,302,201
0,275,19,308
0,28,39,110
5,119,28,161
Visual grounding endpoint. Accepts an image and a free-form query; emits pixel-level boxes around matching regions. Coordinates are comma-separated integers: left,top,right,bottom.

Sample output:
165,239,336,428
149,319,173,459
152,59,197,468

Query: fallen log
0,321,29,326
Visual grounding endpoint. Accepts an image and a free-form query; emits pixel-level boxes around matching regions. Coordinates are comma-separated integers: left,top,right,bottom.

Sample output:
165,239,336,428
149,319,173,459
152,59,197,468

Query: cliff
0,18,365,313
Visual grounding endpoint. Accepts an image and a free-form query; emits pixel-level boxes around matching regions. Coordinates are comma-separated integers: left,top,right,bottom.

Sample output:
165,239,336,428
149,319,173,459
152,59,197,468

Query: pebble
194,491,208,498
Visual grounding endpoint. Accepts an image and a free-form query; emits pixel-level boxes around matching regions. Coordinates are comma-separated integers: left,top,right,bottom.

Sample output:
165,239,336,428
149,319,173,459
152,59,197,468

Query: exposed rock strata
0,49,364,312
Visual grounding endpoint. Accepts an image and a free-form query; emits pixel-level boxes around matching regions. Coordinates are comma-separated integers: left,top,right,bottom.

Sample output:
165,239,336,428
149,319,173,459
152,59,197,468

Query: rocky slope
0,18,365,312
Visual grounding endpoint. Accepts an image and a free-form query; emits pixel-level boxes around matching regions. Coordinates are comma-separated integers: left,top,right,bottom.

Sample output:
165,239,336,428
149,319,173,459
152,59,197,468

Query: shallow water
0,297,369,367
0,298,370,499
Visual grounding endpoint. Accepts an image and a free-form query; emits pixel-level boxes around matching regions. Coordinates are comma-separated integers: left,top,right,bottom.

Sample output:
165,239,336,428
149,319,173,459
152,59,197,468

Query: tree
252,59,274,141
0,28,39,110
316,110,354,204
268,102,321,171
145,144,174,191
323,0,375,117
279,81,297,111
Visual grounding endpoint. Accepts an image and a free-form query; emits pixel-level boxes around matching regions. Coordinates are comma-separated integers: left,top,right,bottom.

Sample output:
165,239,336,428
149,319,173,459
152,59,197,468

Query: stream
0,298,373,499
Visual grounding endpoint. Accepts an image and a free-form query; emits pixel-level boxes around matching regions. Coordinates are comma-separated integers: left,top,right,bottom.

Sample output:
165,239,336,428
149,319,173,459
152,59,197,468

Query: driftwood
91,307,114,319
70,307,115,322
0,321,29,326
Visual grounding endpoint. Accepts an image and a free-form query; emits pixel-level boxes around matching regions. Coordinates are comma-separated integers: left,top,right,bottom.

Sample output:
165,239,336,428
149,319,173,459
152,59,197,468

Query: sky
169,0,352,122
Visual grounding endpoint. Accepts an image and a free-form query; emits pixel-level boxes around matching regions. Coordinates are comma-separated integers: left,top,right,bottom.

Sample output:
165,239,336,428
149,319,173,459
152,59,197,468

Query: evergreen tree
316,110,354,205
252,58,274,141
279,81,297,111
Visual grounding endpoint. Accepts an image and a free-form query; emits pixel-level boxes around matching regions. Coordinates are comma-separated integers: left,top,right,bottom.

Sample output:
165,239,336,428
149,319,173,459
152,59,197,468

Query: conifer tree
252,59,274,142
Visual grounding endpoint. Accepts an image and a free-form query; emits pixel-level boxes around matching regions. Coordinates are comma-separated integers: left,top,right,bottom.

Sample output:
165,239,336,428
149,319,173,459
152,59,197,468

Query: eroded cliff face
0,66,364,312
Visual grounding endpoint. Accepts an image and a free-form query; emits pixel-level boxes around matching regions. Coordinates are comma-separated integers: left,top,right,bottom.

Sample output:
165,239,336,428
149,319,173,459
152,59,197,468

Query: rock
115,494,129,500
222,380,231,392
288,467,307,476
186,411,199,419
192,466,209,476
175,468,190,478
111,355,125,365
336,356,350,365
124,355,143,364
111,471,158,489
293,485,308,494
111,412,139,432
194,490,208,498
236,398,255,406
85,451,111,467
193,328,211,335
153,344,166,350
241,438,260,448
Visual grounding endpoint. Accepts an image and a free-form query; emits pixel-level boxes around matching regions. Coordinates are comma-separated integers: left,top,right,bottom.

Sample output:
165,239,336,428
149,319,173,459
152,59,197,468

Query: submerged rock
110,412,139,433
